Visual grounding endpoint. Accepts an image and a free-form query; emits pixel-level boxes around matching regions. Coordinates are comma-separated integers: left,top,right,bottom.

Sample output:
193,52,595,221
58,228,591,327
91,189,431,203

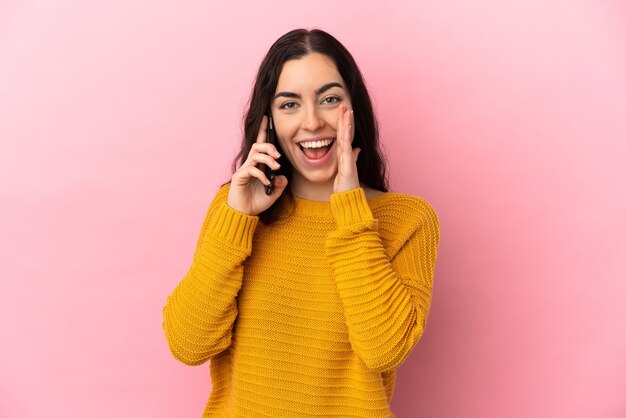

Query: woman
162,28,440,417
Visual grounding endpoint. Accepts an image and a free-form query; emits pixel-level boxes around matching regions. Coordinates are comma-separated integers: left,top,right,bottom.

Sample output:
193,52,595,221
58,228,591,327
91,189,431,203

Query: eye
322,96,341,105
279,102,298,110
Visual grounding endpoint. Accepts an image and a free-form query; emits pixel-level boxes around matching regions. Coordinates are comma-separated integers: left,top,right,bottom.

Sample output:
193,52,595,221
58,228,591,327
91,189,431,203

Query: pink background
1,1,625,417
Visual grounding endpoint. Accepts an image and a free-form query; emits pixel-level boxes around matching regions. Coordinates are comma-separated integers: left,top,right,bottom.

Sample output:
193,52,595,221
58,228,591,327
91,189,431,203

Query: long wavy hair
223,28,389,225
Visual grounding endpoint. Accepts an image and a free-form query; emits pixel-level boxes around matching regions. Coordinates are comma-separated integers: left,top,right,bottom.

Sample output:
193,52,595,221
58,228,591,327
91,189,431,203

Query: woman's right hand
227,115,288,216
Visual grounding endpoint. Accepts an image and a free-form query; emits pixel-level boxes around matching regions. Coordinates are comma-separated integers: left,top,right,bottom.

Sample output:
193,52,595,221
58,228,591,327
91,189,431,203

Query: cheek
274,118,297,143
275,126,289,145
276,137,289,154
274,128,296,158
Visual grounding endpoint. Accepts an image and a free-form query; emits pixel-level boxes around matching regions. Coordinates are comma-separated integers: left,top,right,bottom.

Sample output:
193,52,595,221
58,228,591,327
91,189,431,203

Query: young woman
162,28,440,417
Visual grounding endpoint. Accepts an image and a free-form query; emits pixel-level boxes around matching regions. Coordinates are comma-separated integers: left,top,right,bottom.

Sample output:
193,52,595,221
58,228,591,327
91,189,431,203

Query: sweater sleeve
162,184,259,366
324,187,440,372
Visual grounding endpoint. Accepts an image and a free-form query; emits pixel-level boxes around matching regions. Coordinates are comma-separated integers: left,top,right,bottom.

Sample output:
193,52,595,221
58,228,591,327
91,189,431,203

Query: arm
324,187,440,372
162,184,259,366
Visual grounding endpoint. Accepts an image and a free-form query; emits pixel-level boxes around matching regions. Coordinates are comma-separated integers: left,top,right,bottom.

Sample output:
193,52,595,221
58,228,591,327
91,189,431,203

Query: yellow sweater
163,184,440,417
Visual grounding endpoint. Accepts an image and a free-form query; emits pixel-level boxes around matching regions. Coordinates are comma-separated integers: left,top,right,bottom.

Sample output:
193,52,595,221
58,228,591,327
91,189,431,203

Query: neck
289,176,334,202
289,174,365,202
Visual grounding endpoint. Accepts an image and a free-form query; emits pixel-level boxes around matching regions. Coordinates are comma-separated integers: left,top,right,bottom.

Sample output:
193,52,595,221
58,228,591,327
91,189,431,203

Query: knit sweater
162,183,440,417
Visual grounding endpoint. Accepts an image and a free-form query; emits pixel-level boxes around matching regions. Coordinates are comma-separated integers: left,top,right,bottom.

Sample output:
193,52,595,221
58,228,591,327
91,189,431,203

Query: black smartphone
263,114,276,195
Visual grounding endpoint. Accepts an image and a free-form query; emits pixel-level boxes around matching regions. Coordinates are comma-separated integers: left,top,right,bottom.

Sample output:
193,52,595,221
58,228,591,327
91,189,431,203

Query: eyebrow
273,82,344,101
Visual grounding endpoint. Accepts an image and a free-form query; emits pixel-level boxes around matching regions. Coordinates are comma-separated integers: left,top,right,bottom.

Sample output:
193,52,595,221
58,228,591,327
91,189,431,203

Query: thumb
272,175,289,195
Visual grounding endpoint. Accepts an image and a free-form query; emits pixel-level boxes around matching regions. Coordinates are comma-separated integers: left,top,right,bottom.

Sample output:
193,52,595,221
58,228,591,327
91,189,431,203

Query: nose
301,106,324,131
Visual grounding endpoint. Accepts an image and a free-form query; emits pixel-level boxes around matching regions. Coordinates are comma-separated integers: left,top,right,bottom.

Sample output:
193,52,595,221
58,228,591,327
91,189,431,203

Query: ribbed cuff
330,187,374,227
206,203,259,251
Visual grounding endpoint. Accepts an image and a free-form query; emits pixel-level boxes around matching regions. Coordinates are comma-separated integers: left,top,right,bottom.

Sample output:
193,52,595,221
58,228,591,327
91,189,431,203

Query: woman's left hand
333,103,361,194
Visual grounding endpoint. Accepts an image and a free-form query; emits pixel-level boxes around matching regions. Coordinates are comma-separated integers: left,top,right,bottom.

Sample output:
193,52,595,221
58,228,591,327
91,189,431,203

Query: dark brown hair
223,28,389,224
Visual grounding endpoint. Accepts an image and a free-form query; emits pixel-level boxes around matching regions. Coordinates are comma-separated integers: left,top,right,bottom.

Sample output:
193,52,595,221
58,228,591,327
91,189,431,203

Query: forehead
275,53,344,91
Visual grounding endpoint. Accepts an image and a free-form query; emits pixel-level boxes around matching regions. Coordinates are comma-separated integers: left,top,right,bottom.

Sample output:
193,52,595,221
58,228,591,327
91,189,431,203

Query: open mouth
298,138,335,160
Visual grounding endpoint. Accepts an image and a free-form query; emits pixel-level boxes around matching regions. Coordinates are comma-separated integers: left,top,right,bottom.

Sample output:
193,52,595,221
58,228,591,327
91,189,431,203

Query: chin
302,165,337,182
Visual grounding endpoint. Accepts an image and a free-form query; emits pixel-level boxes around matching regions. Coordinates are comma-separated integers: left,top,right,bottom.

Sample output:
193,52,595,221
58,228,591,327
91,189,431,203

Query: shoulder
363,186,385,200
199,182,232,224
368,189,440,258
367,187,438,222
214,182,231,202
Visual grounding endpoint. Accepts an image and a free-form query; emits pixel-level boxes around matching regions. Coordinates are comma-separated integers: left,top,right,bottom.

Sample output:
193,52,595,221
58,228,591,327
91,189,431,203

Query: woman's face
271,53,353,188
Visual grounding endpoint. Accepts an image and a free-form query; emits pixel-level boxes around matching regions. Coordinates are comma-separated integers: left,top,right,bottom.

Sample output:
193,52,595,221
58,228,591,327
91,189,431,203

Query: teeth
299,139,333,149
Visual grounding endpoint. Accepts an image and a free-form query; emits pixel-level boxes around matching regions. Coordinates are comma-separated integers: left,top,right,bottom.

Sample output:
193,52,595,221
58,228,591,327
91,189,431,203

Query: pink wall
1,1,625,417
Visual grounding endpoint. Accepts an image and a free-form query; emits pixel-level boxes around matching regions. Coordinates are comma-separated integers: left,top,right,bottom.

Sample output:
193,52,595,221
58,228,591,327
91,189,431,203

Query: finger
250,142,281,160
248,165,271,185
348,109,354,143
344,107,352,147
337,104,345,153
274,175,288,190
256,115,268,144
249,151,281,170
264,174,288,200
343,106,352,149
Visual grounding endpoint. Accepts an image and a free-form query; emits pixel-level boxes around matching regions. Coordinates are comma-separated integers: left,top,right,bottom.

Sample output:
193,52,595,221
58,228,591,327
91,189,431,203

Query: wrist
333,180,360,194
330,187,374,226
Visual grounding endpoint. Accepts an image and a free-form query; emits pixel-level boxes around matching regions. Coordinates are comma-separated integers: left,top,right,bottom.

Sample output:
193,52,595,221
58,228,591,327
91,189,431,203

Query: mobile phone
264,114,276,195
